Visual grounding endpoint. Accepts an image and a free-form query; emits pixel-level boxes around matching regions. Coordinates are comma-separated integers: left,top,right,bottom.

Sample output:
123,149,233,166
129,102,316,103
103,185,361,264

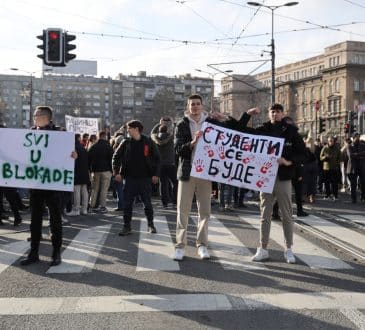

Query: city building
220,40,365,140
0,69,213,133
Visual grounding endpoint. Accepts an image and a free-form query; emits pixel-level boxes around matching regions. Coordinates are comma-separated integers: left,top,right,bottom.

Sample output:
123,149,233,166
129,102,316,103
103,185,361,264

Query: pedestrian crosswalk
0,211,362,274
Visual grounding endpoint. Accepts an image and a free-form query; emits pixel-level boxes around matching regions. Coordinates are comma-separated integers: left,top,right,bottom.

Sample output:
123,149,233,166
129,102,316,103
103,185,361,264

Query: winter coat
88,139,113,173
74,140,90,185
320,145,341,171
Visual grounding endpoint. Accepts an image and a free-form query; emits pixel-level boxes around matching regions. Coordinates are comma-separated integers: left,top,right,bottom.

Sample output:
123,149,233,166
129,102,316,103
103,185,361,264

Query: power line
343,0,365,9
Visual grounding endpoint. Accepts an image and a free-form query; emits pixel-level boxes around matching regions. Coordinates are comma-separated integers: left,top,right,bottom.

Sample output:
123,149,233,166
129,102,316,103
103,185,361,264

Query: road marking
192,216,265,270
47,225,111,274
340,308,365,330
0,292,363,315
240,214,353,269
136,216,180,272
0,241,29,274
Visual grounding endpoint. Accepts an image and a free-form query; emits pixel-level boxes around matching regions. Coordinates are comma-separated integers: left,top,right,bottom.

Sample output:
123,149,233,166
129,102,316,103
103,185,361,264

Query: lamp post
10,68,52,127
247,1,299,104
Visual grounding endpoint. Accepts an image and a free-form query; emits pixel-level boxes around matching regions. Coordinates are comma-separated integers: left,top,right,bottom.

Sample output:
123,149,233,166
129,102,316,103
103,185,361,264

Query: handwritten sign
191,123,284,193
65,115,99,135
0,128,75,192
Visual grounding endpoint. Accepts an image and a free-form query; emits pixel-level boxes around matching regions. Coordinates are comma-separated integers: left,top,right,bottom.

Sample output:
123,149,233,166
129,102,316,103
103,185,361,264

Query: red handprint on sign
205,126,214,133
242,155,255,164
256,177,269,188
204,146,214,157
218,146,225,159
194,159,204,172
242,143,251,151
218,132,225,140
260,161,273,174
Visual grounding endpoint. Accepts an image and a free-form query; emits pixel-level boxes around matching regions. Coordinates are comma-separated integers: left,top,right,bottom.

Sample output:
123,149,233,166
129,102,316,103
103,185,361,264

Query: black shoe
0,219,4,226
119,227,131,236
113,208,123,211
297,211,309,217
20,253,39,266
148,225,157,234
1,214,9,220
14,217,22,227
50,250,61,266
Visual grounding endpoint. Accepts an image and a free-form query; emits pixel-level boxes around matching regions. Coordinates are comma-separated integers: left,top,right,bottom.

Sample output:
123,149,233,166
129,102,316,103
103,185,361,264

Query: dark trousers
292,178,303,212
123,177,154,228
0,187,21,220
348,171,365,202
233,187,246,205
30,190,62,250
160,164,177,206
323,170,339,198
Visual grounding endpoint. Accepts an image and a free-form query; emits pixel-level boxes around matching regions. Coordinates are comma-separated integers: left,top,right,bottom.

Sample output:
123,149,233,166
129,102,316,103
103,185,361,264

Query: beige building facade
221,41,365,140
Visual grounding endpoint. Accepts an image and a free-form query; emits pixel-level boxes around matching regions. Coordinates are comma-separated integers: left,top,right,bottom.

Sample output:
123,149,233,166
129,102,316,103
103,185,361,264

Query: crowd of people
1,96,365,268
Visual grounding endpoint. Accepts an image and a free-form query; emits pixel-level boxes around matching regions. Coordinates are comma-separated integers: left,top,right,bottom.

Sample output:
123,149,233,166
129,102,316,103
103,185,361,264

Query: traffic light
319,117,326,133
37,30,46,62
64,32,76,63
344,122,350,134
45,28,64,66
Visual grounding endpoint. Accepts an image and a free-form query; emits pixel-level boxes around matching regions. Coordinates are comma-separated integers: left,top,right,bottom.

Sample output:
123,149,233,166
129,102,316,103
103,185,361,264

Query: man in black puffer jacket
113,120,160,236
244,104,306,264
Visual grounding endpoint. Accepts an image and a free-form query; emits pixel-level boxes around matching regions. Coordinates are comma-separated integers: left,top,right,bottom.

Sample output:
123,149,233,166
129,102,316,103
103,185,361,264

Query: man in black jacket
113,120,160,235
88,131,113,213
20,106,77,267
248,104,306,264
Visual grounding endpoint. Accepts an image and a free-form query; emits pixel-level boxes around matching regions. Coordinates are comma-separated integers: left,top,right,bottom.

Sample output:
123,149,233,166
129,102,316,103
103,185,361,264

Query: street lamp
10,68,52,127
247,1,299,104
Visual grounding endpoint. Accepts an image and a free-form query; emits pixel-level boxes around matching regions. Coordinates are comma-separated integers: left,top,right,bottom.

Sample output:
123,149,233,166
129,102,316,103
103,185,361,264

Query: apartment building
0,70,213,133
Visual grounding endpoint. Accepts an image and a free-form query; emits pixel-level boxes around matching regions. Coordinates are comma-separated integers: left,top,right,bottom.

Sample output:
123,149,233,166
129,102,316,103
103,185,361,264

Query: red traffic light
49,31,59,40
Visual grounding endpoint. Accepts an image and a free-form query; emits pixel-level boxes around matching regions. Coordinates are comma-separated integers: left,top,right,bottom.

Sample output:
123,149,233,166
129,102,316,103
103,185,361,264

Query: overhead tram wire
342,0,365,9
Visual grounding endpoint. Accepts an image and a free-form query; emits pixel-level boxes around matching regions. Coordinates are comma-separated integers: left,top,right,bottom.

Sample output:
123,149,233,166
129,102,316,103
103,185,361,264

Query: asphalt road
0,193,364,330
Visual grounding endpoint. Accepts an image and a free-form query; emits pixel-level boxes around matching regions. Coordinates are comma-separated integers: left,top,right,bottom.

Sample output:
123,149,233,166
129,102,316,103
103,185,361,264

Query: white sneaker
173,248,185,261
284,249,296,264
251,247,269,262
65,210,80,216
197,245,210,259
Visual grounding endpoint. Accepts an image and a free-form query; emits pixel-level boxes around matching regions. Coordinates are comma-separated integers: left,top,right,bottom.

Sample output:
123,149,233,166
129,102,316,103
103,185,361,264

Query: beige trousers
259,179,293,248
175,177,212,248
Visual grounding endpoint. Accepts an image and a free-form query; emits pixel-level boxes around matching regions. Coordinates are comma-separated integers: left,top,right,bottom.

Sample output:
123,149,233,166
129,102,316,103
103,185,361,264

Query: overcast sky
1,0,365,80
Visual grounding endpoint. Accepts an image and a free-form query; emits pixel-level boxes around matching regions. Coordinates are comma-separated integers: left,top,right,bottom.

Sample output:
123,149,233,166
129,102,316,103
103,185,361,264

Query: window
329,80,333,94
354,79,360,91
335,78,340,92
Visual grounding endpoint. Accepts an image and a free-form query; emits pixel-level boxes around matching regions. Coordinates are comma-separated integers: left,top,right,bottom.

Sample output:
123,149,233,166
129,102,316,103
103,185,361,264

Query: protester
112,120,160,236
88,131,113,213
151,117,177,208
245,104,306,264
66,134,90,216
173,94,254,261
320,136,342,201
20,106,77,267
345,132,365,203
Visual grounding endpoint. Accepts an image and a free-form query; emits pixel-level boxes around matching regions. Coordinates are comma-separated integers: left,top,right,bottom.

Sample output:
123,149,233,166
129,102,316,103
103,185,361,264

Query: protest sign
0,128,75,192
190,122,284,193
65,115,99,135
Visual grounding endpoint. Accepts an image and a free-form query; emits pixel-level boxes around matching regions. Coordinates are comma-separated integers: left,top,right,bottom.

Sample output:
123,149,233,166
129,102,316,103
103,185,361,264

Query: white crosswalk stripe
47,224,112,274
0,240,29,274
192,215,265,270
136,216,180,272
240,214,353,269
337,213,365,225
